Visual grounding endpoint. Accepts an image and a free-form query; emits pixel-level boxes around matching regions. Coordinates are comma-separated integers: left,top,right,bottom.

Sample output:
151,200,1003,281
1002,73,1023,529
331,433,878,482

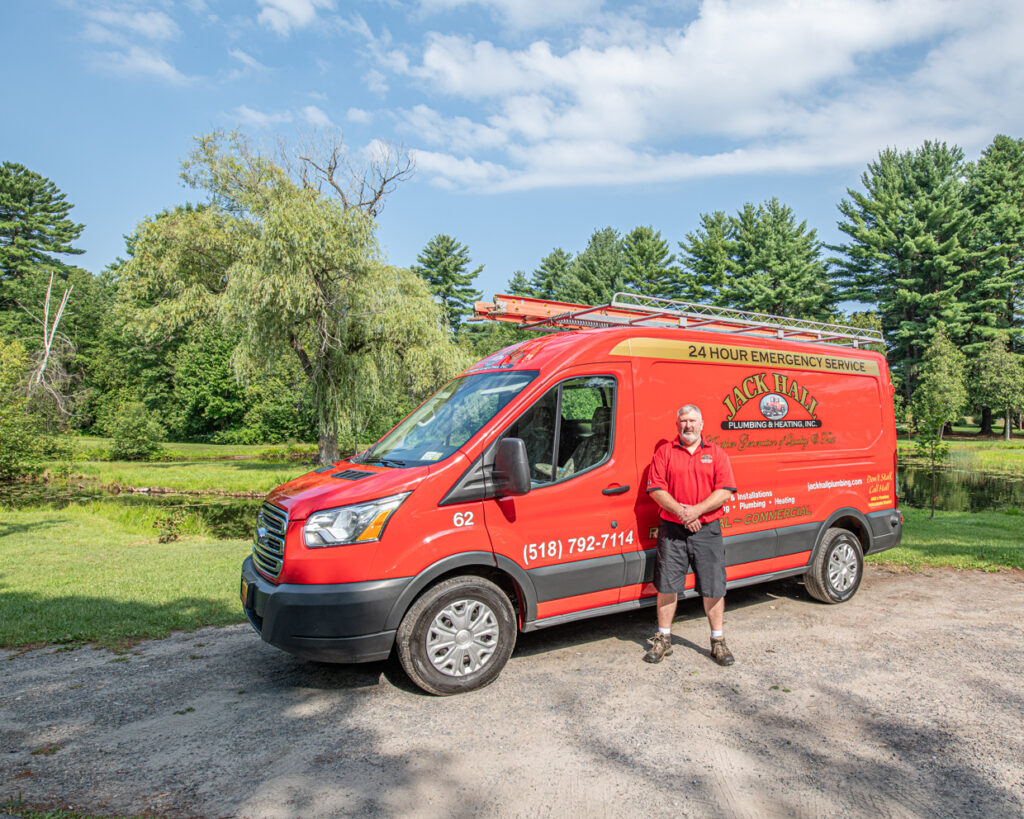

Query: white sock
711,629,723,639
659,627,671,636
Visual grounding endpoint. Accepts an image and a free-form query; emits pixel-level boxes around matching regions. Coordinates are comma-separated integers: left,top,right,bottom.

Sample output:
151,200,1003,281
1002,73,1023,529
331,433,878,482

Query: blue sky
5,0,1024,302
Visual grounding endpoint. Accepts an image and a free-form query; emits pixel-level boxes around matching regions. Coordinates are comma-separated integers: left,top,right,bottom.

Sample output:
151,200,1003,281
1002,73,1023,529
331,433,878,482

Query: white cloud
82,21,124,45
385,0,1024,191
302,105,333,127
229,49,268,71
257,0,336,36
233,105,294,127
417,0,604,30
411,149,513,190
364,69,389,94
347,107,374,124
95,45,191,84
398,104,507,152
86,8,181,40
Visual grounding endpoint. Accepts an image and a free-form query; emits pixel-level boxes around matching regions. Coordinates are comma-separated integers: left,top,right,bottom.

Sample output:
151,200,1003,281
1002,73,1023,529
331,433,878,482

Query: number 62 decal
452,511,475,527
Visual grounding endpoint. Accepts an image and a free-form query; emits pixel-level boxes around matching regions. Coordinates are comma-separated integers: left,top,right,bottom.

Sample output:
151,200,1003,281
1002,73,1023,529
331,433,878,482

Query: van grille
253,503,287,579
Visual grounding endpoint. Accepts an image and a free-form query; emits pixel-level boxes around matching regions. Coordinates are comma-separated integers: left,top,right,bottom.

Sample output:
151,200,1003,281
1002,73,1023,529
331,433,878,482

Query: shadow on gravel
192,653,494,816
732,686,1019,816
513,575,811,660
1,637,496,815
568,655,1023,816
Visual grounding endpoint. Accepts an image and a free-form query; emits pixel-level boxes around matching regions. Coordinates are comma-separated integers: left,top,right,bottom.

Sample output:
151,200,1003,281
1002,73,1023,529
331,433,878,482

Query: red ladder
473,292,883,349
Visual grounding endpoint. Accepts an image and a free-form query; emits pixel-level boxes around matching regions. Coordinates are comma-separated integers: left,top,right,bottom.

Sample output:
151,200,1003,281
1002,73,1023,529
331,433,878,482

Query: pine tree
570,227,625,304
529,248,575,300
677,211,735,304
834,142,975,397
959,135,1024,433
506,270,533,296
410,234,483,335
0,162,85,302
679,202,832,315
727,198,833,319
964,135,1024,348
622,225,678,299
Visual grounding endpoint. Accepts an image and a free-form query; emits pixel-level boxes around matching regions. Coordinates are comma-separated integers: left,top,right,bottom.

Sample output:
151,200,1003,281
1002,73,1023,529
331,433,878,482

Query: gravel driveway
3,566,1023,818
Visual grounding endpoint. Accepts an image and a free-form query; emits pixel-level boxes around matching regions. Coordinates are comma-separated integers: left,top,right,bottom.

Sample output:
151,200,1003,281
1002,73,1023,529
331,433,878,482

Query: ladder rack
473,292,883,349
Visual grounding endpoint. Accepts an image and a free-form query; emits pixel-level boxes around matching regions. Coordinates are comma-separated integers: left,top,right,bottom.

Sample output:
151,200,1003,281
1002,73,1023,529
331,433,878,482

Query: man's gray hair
676,404,702,419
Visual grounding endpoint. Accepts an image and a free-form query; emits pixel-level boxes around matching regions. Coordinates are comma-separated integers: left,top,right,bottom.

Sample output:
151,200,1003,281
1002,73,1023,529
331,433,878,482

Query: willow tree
181,131,465,462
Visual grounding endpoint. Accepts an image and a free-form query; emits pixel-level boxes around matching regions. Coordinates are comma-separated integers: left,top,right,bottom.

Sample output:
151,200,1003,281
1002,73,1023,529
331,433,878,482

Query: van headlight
303,492,410,548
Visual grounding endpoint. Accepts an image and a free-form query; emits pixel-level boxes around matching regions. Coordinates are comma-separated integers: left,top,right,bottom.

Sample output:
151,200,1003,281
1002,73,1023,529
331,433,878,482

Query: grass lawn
54,459,309,494
868,507,1024,571
0,501,251,649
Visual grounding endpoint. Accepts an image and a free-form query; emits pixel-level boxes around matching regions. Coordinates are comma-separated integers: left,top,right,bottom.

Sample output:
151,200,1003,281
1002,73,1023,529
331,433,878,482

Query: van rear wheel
396,575,517,696
804,527,863,603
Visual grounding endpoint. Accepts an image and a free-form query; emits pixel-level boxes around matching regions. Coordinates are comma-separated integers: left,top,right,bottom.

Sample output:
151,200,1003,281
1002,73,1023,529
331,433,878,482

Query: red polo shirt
647,437,737,524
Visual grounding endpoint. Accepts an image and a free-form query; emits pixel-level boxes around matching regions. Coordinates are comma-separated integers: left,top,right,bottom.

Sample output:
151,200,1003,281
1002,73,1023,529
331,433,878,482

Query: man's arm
686,488,732,524
649,488,686,523
659,488,732,526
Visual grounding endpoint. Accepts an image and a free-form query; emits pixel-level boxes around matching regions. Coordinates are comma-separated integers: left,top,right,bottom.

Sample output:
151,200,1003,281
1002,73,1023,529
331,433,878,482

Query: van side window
501,375,615,486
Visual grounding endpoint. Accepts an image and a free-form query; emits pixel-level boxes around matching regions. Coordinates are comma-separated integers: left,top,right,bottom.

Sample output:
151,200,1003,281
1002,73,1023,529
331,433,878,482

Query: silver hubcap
828,542,859,592
426,598,500,677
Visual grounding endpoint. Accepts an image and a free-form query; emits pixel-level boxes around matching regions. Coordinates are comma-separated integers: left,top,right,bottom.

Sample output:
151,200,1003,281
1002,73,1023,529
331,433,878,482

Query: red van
240,293,902,695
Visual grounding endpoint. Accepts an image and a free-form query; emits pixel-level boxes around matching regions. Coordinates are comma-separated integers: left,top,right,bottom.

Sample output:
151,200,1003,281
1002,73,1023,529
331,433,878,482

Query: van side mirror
493,438,531,496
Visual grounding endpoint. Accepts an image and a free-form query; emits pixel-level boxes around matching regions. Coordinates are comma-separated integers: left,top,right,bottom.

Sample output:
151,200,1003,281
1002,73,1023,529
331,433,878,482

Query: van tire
804,527,864,604
396,575,517,696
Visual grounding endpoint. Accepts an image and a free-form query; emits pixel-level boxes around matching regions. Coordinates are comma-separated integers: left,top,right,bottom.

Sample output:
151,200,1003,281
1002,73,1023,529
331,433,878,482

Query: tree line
2,133,1023,478
417,137,1024,439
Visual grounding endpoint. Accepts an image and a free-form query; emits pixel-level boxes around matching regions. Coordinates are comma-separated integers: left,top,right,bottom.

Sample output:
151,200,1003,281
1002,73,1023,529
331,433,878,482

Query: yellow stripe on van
610,338,880,377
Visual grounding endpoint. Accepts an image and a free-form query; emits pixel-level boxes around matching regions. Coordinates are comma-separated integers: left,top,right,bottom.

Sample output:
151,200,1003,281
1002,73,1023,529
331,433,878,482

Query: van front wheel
804,527,863,603
396,575,517,696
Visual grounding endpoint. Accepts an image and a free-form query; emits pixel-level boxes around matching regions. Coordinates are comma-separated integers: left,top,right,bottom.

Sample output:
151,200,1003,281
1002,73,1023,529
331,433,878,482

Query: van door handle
602,485,630,495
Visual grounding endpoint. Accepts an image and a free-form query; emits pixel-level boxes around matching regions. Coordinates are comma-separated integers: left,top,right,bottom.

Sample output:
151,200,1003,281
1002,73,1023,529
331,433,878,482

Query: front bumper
240,556,410,663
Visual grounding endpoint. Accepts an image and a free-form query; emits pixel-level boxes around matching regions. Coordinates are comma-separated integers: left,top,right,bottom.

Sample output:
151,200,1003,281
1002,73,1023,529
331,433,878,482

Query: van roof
463,324,889,379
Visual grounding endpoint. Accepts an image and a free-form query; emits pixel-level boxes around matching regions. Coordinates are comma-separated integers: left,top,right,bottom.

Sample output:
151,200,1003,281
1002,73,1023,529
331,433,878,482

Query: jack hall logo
721,372,822,430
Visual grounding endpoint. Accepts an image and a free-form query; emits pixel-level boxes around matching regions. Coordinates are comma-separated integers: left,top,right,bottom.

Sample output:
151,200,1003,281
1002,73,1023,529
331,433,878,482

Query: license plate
240,577,249,607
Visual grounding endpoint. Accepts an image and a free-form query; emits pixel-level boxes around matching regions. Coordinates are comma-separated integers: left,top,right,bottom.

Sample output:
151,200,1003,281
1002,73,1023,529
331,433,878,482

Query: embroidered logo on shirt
701,455,713,464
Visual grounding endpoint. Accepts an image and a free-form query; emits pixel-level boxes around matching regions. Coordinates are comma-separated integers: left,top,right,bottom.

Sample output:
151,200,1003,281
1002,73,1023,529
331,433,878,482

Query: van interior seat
559,406,612,477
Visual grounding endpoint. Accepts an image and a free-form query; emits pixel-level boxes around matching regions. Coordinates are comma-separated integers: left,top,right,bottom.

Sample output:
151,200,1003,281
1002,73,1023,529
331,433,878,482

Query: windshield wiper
362,456,407,468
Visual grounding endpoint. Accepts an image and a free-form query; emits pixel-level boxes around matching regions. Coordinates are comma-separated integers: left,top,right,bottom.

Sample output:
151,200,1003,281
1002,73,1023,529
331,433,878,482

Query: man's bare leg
703,596,724,632
656,592,678,630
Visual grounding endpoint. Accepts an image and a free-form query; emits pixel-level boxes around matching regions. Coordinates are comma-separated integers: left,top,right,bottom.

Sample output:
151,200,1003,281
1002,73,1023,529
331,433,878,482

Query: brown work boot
710,637,735,666
643,633,673,663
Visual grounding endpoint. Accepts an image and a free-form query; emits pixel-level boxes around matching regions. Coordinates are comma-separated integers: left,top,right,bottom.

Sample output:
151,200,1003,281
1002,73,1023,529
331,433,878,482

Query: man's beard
680,431,699,444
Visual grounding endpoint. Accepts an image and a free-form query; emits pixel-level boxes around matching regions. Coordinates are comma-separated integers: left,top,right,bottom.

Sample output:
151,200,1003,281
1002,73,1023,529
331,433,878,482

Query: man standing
643,405,738,665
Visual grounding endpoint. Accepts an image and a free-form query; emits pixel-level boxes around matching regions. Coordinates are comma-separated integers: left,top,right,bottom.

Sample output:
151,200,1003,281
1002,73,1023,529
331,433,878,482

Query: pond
0,482,261,540
898,465,1024,513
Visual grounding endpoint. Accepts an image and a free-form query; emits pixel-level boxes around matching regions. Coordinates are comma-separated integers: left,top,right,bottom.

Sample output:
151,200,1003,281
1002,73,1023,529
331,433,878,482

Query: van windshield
355,371,538,468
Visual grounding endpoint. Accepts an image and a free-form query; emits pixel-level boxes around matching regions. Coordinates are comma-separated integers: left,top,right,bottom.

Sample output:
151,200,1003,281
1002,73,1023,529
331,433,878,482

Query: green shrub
0,338,47,481
108,400,166,461
154,508,188,542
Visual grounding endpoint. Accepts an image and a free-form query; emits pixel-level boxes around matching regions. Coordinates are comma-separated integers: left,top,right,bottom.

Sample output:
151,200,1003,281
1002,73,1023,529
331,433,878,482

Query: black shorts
653,519,726,599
